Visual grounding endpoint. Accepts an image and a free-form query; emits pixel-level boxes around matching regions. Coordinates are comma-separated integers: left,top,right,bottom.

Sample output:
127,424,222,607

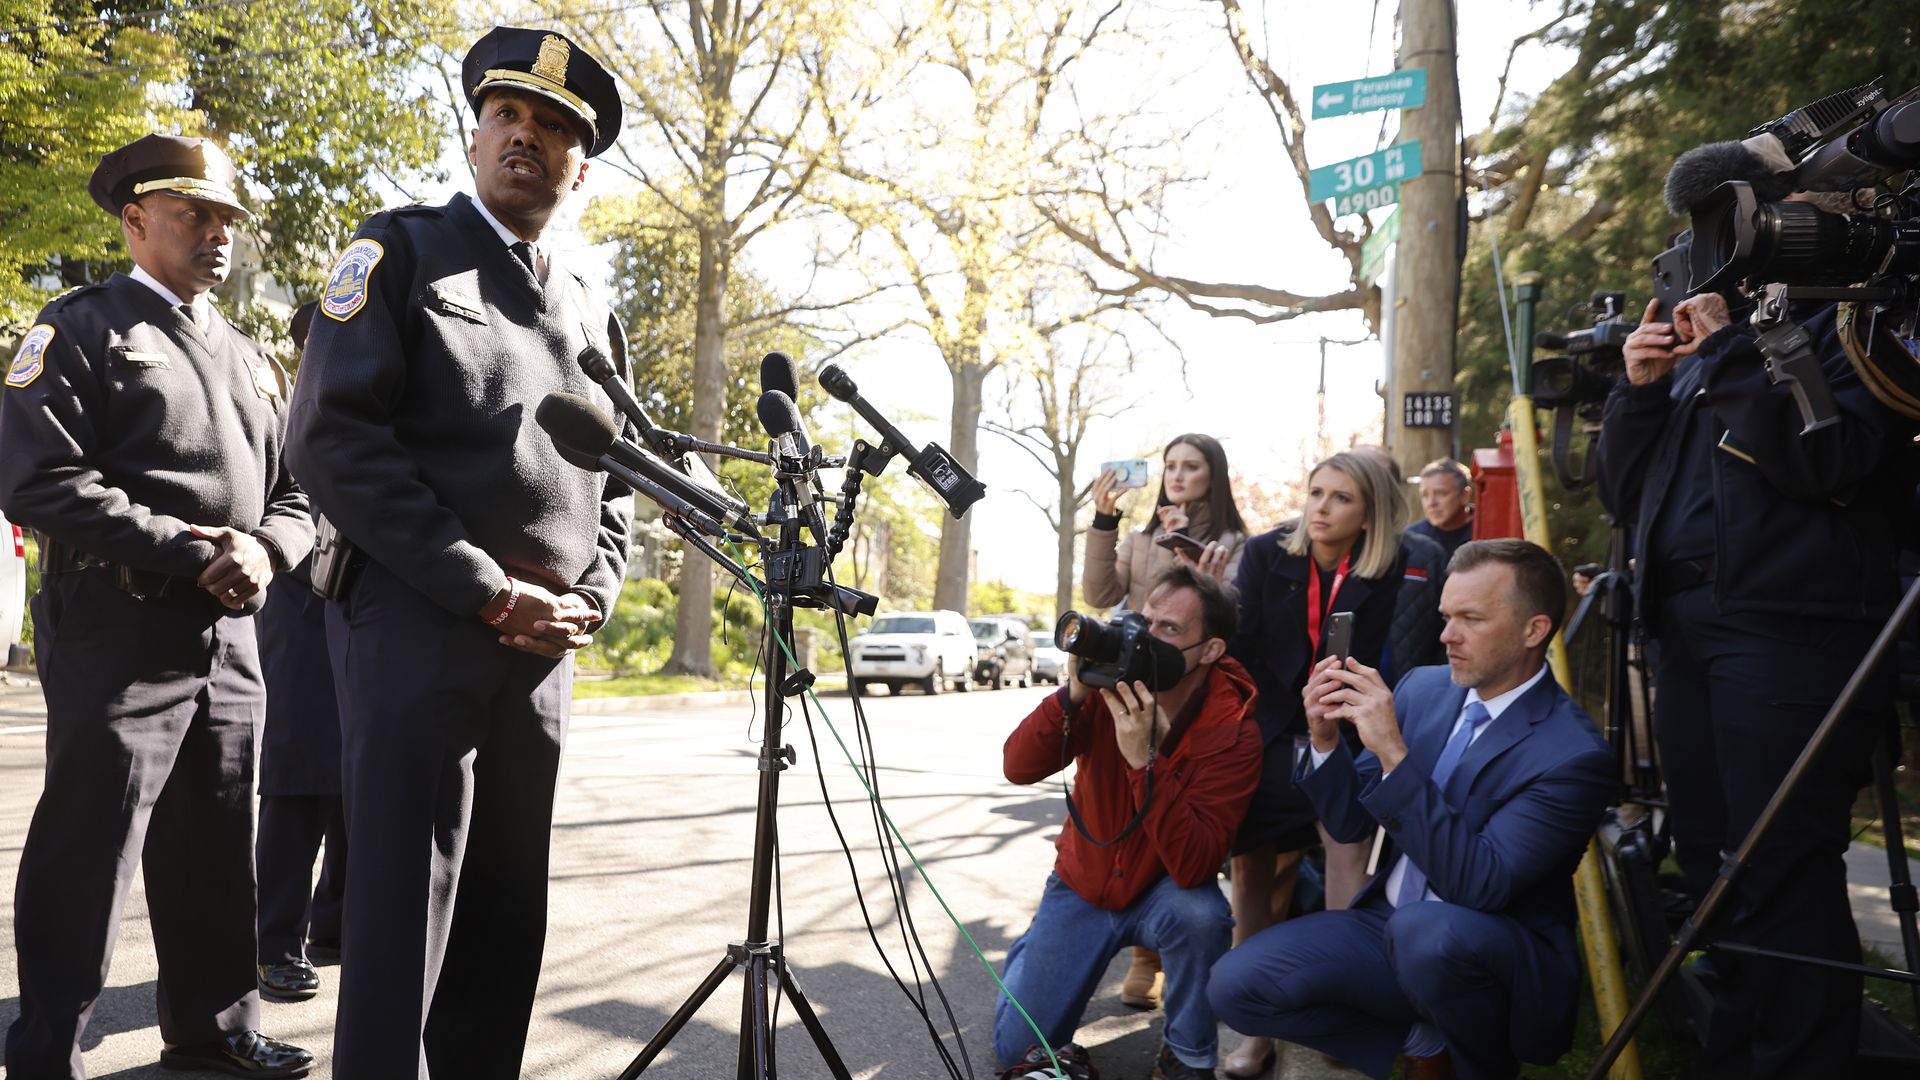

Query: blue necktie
1394,699,1494,907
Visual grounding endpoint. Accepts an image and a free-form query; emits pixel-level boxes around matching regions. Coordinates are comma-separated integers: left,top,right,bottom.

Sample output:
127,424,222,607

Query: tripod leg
619,953,742,1080
1872,714,1920,1020
777,956,854,1080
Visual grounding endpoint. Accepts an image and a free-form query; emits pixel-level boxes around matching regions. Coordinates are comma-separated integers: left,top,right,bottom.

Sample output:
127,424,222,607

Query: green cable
725,541,1066,1080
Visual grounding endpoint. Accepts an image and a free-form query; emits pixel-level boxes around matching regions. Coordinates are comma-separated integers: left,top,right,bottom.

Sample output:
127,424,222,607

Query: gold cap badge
533,34,570,85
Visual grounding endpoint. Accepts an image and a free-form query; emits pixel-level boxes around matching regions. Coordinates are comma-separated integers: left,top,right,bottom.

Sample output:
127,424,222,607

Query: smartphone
1651,234,1692,320
1101,458,1150,490
1323,611,1354,664
1153,530,1207,558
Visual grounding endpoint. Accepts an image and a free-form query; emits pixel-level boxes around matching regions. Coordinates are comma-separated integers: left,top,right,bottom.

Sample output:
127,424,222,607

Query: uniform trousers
255,797,346,963
1652,584,1882,1079
325,560,571,1080
5,570,262,1079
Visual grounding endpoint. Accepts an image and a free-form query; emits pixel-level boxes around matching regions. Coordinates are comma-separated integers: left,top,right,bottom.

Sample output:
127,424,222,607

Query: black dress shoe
160,1030,314,1077
256,959,320,1001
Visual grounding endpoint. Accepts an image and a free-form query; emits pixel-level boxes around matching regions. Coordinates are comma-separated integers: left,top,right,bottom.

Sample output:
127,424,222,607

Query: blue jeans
993,873,1233,1069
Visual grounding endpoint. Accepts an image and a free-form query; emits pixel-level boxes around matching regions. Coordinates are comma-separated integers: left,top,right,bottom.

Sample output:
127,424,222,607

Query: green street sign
1360,207,1400,280
1311,69,1429,119
1307,141,1422,216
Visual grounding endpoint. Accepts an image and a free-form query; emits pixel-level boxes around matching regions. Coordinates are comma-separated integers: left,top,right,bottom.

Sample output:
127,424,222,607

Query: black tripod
1586,575,1920,1078
616,445,871,1080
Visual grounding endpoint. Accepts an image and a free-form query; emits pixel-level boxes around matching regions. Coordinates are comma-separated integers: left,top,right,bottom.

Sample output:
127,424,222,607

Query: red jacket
1003,657,1262,910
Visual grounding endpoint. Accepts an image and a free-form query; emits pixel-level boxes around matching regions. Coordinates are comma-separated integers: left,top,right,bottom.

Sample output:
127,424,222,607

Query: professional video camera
1052,610,1187,692
1668,78,1920,430
1530,291,1632,490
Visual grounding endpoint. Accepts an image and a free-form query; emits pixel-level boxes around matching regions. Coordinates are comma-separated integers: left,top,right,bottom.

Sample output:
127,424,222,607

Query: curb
571,685,849,714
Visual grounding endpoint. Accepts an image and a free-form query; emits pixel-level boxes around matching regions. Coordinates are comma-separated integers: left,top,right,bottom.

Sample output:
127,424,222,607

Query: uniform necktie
1394,699,1494,907
510,240,538,281
178,303,201,330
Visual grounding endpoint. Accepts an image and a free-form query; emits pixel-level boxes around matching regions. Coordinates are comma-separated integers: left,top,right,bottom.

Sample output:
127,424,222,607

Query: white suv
847,610,977,696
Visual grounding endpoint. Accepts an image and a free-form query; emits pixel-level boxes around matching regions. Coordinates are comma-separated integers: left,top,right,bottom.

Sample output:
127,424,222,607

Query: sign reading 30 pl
1307,141,1422,216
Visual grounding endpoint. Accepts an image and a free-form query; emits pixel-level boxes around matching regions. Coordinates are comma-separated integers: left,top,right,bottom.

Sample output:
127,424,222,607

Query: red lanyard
1306,551,1351,653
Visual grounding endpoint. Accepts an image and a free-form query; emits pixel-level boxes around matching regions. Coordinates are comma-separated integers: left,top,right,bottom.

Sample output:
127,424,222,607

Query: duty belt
38,537,202,602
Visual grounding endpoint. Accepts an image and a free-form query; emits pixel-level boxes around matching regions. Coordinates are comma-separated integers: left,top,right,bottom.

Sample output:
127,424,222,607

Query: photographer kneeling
995,565,1261,1080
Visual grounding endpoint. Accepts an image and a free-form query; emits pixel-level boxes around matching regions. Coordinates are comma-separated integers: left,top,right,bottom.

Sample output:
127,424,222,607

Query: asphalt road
0,677,1361,1079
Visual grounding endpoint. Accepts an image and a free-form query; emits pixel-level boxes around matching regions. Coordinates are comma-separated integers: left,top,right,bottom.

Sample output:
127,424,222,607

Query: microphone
576,344,670,453
756,389,806,452
759,352,813,457
1534,331,1571,351
818,363,987,518
536,393,760,537
1663,138,1799,215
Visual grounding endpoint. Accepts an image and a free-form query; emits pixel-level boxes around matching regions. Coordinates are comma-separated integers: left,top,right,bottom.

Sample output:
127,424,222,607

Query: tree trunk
934,357,987,613
661,222,729,676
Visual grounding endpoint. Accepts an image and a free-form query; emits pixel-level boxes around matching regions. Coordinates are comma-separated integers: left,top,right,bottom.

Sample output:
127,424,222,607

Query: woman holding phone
1081,433,1249,1011
1217,449,1416,1076
1084,434,1250,613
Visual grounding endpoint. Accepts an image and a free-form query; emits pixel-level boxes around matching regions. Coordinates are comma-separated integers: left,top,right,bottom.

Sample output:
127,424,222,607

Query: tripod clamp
826,438,901,559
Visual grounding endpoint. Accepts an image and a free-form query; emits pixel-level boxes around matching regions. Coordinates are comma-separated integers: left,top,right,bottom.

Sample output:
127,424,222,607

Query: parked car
970,616,1033,690
847,610,977,696
1029,631,1066,685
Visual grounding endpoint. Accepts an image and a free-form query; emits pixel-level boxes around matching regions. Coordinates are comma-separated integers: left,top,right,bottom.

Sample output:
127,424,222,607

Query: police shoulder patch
322,238,385,323
6,324,55,389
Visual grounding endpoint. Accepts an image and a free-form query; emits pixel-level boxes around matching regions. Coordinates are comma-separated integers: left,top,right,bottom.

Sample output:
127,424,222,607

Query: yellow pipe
1507,395,1643,1079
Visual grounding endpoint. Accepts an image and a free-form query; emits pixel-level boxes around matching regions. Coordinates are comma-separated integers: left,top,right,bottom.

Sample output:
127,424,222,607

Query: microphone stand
617,439,868,1080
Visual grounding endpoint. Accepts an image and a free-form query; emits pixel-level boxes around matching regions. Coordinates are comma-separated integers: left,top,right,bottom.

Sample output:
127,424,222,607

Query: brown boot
1399,1048,1455,1080
1119,947,1164,1008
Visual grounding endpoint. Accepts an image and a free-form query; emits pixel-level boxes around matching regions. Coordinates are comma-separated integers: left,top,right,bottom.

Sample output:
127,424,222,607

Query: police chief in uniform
285,26,632,1079
0,137,315,1078
254,301,346,1004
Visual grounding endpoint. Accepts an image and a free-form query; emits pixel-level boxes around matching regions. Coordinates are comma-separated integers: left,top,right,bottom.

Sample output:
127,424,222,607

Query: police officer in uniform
0,136,315,1078
254,301,346,1004
286,26,631,1079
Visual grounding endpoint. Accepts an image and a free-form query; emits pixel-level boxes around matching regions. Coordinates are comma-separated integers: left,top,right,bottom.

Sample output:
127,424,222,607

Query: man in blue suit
1209,539,1613,1080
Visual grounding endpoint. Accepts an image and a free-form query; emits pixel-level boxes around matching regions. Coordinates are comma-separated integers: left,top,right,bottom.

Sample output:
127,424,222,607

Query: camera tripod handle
1752,293,1842,434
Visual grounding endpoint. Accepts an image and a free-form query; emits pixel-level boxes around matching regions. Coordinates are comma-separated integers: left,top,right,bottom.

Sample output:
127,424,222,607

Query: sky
427,0,1570,596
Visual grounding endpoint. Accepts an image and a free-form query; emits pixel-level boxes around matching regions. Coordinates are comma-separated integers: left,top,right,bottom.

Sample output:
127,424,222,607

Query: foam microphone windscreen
759,352,800,400
1664,140,1800,215
536,392,618,471
756,389,803,439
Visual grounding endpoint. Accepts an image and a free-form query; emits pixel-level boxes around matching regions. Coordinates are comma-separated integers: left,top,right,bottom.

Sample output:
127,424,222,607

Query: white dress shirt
470,194,547,283
130,263,210,329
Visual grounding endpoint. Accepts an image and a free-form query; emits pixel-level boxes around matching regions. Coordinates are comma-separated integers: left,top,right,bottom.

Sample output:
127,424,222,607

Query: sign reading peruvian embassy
1310,69,1429,119
1307,141,1422,216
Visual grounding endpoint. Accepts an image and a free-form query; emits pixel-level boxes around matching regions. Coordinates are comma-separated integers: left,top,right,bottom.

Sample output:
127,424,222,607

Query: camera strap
1058,681,1206,848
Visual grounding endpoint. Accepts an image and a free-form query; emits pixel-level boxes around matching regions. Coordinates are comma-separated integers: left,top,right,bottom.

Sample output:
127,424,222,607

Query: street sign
1307,141,1421,216
1360,207,1400,281
1311,69,1429,119
1403,391,1455,429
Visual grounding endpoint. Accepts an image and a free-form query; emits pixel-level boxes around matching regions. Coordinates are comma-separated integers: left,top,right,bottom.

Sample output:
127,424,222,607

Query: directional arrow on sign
1316,90,1345,111
1311,69,1428,119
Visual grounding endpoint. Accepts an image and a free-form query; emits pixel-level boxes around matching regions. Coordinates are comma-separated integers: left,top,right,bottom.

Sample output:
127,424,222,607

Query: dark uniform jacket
0,274,312,578
287,193,632,615
1597,304,1918,628
1383,527,1447,687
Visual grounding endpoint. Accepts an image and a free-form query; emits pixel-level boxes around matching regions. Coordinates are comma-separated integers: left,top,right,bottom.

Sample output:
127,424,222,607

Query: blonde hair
1280,450,1407,579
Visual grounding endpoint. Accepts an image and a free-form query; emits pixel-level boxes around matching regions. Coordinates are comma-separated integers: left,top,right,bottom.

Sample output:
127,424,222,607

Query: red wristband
485,577,520,627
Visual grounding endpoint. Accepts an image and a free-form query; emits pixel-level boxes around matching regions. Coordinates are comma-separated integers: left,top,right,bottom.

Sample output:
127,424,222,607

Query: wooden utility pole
1388,0,1462,467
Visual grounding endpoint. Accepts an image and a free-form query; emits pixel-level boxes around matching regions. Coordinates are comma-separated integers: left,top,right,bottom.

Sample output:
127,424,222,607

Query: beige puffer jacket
1082,501,1247,613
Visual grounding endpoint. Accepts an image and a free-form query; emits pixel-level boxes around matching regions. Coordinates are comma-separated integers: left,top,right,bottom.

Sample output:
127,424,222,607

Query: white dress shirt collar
1465,661,1550,723
129,263,211,328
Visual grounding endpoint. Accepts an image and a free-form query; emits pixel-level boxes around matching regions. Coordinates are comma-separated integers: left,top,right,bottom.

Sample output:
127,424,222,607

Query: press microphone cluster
535,392,760,540
818,363,986,518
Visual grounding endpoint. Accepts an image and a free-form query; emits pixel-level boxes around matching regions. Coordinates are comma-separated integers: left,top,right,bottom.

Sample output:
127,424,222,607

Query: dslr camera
1053,610,1188,692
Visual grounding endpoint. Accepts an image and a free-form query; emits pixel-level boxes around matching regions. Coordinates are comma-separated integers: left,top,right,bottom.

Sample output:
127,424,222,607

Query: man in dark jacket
996,565,1262,1080
285,26,631,1079
1597,284,1915,1077
1407,459,1473,560
1,135,314,1078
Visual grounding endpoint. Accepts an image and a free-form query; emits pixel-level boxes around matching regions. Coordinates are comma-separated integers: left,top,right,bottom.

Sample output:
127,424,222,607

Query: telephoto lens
1053,610,1188,691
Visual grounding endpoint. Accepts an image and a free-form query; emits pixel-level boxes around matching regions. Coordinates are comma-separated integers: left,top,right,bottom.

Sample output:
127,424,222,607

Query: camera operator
995,565,1261,1080
1597,188,1918,1074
